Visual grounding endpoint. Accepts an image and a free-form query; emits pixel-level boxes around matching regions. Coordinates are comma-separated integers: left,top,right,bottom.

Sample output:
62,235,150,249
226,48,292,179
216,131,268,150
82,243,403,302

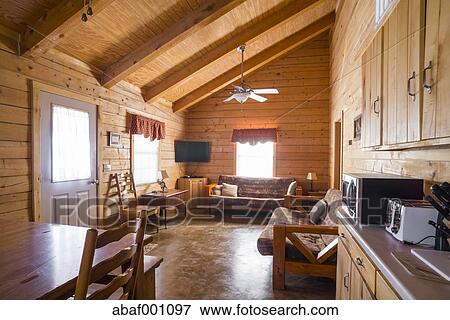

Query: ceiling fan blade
233,84,245,92
223,95,236,102
249,93,267,102
252,88,279,94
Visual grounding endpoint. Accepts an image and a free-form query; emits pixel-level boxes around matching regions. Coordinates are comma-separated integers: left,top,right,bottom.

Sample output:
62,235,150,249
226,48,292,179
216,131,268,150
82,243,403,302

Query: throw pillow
287,181,297,195
222,183,238,197
309,199,328,224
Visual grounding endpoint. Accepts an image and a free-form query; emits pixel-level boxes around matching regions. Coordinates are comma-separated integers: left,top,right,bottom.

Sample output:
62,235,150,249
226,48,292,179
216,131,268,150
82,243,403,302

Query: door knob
89,179,99,185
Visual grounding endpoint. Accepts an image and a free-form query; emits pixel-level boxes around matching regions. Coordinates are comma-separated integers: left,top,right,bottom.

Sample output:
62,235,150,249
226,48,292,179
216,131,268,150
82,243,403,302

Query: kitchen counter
337,211,450,300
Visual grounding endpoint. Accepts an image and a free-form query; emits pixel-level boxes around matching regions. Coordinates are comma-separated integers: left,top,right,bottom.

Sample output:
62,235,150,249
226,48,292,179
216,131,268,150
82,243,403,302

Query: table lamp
158,170,169,192
306,172,318,192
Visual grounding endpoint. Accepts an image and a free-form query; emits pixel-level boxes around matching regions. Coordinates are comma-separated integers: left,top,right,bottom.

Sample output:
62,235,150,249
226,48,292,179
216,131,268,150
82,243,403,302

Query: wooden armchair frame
273,224,338,290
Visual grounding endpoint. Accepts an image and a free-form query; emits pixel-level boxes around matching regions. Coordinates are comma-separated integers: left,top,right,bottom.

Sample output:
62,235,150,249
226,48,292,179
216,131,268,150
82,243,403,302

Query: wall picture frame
108,132,121,147
353,115,361,141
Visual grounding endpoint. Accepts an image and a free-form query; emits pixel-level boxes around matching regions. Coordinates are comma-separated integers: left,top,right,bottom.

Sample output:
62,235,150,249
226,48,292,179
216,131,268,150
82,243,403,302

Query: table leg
164,208,167,229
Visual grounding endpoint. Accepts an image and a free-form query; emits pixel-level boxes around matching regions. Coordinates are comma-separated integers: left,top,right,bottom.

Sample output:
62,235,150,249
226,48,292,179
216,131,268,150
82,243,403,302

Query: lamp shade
159,170,169,180
306,172,318,181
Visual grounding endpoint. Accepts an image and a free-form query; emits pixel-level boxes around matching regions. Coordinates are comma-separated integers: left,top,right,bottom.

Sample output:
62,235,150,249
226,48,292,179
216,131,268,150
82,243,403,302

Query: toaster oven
341,173,424,225
386,199,439,245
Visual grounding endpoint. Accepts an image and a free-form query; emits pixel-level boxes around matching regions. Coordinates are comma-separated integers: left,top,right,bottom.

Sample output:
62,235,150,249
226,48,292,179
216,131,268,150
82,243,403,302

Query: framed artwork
108,132,121,147
353,115,361,141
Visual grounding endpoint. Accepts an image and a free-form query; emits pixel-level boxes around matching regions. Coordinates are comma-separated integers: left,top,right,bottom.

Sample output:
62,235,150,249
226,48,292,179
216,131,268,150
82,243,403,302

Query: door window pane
236,142,274,178
52,105,91,182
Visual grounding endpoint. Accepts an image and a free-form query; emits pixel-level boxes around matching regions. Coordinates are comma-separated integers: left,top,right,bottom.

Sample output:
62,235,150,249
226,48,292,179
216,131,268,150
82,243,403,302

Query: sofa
257,189,342,289
208,175,296,212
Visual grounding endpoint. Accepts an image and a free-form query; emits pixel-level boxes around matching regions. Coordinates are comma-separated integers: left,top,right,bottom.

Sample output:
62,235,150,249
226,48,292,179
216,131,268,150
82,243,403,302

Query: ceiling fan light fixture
234,92,249,104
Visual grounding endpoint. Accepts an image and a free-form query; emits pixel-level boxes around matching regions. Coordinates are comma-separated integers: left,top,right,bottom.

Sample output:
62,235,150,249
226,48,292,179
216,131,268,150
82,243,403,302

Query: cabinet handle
407,72,416,101
423,61,432,94
344,273,350,290
372,96,380,116
355,257,364,267
339,232,345,238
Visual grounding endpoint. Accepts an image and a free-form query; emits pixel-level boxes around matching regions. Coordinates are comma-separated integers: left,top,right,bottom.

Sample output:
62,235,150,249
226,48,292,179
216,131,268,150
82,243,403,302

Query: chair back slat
74,210,148,300
96,222,138,248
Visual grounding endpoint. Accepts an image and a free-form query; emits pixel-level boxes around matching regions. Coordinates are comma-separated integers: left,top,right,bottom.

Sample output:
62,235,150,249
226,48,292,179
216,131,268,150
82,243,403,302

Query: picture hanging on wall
353,115,361,141
108,132,121,147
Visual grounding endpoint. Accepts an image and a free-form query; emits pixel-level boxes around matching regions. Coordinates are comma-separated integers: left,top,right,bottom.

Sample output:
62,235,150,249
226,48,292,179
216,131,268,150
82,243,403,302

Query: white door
40,92,98,226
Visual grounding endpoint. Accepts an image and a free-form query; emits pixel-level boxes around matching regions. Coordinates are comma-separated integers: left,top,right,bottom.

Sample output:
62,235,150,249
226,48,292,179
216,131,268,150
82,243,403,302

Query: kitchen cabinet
336,225,398,300
362,31,383,148
361,0,450,150
350,263,375,300
336,241,352,300
382,0,424,145
375,271,400,300
422,0,450,139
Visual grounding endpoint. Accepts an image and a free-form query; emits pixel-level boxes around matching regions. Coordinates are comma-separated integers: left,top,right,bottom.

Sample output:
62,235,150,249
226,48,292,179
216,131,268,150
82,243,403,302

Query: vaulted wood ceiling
0,0,336,112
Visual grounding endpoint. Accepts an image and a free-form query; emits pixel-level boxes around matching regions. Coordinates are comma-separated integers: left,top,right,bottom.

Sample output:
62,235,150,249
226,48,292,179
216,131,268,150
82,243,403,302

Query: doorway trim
332,112,344,189
31,81,102,222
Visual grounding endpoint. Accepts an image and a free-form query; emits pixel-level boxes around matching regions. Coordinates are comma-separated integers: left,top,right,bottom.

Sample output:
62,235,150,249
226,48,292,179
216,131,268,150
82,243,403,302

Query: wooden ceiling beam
100,0,245,88
142,0,324,102
172,13,335,113
20,0,115,59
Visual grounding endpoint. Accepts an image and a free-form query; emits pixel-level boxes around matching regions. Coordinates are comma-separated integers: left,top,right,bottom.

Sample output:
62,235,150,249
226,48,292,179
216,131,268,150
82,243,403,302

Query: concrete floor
145,210,335,299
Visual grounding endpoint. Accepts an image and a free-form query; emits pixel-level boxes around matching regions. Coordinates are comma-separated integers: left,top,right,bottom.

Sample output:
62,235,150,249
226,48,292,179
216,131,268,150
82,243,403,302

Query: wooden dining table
0,217,155,299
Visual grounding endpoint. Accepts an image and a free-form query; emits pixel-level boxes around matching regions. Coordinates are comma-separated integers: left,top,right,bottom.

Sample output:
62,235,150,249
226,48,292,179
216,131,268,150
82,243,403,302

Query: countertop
337,211,450,300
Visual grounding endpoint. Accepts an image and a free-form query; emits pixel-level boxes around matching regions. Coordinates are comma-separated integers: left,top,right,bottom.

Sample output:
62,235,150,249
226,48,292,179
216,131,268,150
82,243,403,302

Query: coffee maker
426,182,450,251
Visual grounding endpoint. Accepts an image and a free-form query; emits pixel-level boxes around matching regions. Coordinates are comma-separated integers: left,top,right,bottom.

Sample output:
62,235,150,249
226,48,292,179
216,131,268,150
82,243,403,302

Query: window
375,0,395,25
52,105,91,182
132,134,160,185
236,142,274,178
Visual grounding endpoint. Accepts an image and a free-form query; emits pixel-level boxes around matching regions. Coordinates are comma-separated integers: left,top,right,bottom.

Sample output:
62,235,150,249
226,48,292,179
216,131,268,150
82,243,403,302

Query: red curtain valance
231,128,277,145
130,114,166,140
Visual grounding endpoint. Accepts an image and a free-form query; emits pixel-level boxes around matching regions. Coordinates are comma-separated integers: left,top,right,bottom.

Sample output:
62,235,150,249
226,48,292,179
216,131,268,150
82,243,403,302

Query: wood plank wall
329,0,450,190
0,45,186,221
185,35,330,191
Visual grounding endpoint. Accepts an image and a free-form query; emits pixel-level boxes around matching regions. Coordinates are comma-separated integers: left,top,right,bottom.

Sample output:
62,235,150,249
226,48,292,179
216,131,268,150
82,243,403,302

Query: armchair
261,189,341,290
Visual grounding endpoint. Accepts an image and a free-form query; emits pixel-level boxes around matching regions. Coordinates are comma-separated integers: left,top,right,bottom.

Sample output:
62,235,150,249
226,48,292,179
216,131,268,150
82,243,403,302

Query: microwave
341,173,424,225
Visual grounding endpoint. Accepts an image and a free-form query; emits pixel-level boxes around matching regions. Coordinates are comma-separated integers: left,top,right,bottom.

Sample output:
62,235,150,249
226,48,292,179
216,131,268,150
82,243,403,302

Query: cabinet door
350,263,375,300
423,0,450,139
383,0,424,145
336,240,352,299
362,48,372,148
191,180,204,198
407,0,425,142
371,32,383,147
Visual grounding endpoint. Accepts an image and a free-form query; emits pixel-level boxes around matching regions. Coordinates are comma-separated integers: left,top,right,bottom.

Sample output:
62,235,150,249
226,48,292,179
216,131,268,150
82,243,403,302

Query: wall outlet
103,164,112,172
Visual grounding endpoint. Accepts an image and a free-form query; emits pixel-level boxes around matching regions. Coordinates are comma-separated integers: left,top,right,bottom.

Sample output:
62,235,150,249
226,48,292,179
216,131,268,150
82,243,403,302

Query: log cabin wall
0,45,187,222
185,35,330,191
329,0,450,190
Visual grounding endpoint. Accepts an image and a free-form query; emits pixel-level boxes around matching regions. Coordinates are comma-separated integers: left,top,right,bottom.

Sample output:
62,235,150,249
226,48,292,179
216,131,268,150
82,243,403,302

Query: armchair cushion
309,199,328,224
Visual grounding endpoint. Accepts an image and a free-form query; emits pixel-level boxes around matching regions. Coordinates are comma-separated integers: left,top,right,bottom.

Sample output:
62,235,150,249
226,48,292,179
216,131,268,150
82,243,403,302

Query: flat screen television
175,140,210,163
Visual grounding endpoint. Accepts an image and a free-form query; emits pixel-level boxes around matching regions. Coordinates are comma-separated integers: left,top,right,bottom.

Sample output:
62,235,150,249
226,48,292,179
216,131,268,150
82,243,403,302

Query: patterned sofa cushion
209,195,284,211
218,175,295,198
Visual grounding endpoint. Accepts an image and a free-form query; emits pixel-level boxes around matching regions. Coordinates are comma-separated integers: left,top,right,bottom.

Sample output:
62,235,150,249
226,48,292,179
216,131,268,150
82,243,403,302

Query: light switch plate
103,164,112,172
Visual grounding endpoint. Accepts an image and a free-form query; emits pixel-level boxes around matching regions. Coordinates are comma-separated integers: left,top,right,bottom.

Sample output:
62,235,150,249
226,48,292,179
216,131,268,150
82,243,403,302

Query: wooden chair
74,211,148,299
107,172,160,233
272,194,339,290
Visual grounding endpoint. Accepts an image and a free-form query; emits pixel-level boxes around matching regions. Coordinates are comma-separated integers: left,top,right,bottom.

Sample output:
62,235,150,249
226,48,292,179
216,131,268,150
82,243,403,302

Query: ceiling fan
224,44,279,104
